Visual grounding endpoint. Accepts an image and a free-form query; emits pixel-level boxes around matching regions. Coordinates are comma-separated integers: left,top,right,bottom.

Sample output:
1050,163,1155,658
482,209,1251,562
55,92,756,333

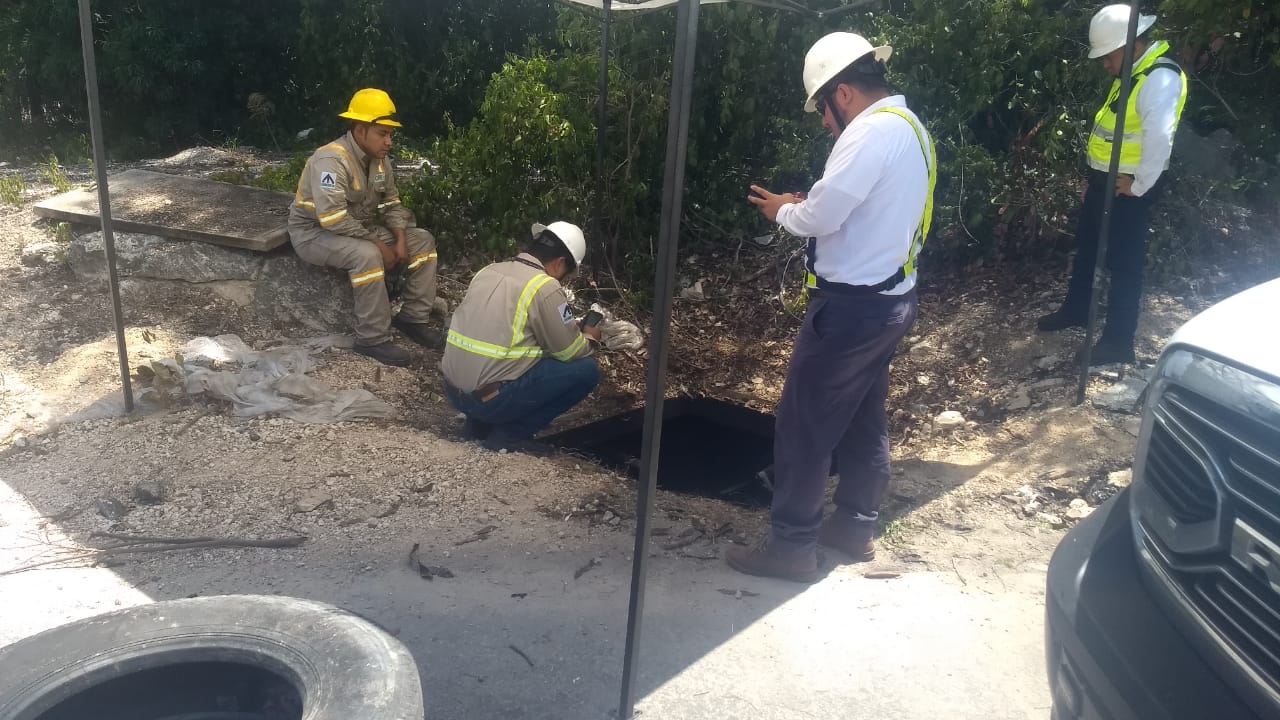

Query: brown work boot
354,340,411,367
392,316,445,350
725,539,821,583
818,514,876,562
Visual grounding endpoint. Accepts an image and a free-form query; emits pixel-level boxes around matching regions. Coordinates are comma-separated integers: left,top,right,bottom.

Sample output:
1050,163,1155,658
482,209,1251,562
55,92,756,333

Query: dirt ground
1,150,1277,615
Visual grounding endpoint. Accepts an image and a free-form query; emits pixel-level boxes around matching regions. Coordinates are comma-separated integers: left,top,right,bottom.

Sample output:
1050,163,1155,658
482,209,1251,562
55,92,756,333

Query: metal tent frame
75,0,1144,716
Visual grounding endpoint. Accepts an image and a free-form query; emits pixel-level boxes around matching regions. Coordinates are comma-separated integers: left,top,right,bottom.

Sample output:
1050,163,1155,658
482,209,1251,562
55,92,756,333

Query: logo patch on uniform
319,171,337,189
374,173,385,183
558,303,574,324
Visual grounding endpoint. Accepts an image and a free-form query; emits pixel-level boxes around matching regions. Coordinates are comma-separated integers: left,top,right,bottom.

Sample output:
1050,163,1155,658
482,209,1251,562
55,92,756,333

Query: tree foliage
1,0,1276,280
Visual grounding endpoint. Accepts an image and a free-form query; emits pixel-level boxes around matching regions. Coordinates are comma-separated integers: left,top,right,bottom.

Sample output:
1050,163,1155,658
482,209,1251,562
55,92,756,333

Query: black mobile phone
580,310,603,330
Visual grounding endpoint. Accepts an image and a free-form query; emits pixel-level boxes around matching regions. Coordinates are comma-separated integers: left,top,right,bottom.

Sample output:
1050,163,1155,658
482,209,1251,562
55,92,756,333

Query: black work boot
1081,339,1135,366
1037,308,1086,332
392,316,445,350
354,341,411,367
818,513,876,562
725,539,821,583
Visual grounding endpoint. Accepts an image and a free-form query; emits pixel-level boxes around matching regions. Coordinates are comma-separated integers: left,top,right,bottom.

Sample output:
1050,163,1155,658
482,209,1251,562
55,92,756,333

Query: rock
21,242,64,267
1107,469,1133,488
933,410,965,430
253,252,353,334
1029,377,1068,391
152,146,237,168
1174,126,1239,182
294,490,333,513
1036,512,1066,529
1034,354,1061,370
132,480,167,505
68,232,353,335
69,232,263,284
1069,498,1089,510
1122,418,1142,437
1066,505,1094,521
1006,387,1032,411
12,434,28,448
1092,377,1147,414
96,497,130,521
909,340,934,355
680,279,705,302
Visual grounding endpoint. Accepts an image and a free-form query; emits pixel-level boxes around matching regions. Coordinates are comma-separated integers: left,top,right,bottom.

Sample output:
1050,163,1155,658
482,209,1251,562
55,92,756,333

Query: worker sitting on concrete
441,222,601,453
289,88,442,367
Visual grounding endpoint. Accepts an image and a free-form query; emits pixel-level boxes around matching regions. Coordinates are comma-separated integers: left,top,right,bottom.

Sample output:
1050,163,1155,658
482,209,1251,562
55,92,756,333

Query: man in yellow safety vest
1038,6,1188,365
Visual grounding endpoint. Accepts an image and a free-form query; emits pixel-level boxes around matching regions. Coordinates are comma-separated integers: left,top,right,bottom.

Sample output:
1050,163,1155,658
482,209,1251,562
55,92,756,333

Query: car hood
1166,276,1280,381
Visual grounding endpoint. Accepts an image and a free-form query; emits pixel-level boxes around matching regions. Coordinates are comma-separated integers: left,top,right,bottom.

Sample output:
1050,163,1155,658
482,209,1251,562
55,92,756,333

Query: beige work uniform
441,254,594,393
288,132,438,346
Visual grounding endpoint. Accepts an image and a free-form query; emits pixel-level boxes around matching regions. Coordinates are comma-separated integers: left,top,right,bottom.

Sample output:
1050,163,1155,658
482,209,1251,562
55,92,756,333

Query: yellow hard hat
338,88,402,128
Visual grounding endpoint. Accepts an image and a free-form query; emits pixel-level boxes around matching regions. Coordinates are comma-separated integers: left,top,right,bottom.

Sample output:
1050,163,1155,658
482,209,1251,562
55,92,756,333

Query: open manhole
35,660,302,720
545,398,775,506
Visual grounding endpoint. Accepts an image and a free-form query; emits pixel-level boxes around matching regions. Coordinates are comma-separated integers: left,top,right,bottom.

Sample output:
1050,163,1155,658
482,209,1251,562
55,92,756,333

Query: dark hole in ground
545,398,776,507
35,660,303,720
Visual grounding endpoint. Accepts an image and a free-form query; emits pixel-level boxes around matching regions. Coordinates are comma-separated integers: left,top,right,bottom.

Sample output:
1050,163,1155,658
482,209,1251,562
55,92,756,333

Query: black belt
446,379,502,403
811,267,906,296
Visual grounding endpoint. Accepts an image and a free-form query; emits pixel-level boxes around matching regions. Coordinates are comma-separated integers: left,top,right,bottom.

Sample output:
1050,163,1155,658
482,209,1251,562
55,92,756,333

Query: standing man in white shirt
1038,6,1187,365
729,31,935,582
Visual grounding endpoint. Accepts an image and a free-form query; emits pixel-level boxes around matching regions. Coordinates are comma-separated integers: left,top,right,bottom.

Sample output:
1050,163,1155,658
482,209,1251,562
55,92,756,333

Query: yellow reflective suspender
875,107,936,278
803,108,936,291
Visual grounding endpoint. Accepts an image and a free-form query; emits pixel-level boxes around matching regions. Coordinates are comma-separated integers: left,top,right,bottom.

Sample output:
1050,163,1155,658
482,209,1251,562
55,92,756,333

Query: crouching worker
441,222,601,453
289,88,443,367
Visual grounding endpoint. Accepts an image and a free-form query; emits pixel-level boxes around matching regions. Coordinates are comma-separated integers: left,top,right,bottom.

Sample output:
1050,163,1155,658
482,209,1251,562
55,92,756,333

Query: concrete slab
33,170,292,252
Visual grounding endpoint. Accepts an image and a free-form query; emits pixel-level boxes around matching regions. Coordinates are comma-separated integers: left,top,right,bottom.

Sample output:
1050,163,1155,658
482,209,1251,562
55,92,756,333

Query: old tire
0,595,423,720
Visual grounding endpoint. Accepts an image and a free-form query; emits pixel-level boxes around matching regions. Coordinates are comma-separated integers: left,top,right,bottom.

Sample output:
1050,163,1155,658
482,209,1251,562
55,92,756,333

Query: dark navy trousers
769,288,918,555
1060,170,1166,348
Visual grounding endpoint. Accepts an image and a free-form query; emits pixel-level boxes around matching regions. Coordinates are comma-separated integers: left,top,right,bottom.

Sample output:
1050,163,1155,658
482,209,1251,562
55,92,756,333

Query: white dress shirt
776,96,932,295
1131,45,1184,196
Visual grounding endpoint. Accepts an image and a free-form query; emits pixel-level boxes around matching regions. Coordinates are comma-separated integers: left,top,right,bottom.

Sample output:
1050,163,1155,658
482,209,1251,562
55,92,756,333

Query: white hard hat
802,32,892,113
1088,5,1157,59
531,221,587,267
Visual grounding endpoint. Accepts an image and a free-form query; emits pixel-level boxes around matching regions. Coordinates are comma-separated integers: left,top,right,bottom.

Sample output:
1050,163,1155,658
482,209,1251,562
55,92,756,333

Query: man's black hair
524,229,576,271
828,54,891,96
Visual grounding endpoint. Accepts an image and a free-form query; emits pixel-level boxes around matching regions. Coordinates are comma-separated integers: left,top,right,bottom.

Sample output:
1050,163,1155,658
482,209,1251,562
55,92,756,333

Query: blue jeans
444,358,600,441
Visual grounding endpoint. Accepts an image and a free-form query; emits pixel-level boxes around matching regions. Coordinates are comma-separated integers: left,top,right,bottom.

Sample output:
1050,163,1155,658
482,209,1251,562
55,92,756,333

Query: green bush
0,174,26,206
404,54,602,258
38,155,72,193
210,152,308,194
876,0,1099,265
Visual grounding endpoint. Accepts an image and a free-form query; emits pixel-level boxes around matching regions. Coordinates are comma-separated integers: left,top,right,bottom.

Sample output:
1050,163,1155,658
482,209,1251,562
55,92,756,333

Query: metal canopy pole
77,0,133,412
596,0,614,279
1075,0,1142,404
617,0,700,716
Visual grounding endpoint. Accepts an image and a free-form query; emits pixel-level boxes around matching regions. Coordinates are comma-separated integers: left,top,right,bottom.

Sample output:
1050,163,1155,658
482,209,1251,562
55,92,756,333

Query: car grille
1147,392,1219,523
1191,573,1280,692
1145,385,1280,695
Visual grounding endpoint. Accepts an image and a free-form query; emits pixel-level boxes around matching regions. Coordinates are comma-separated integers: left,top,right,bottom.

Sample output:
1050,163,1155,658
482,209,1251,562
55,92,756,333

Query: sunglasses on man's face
815,97,829,116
